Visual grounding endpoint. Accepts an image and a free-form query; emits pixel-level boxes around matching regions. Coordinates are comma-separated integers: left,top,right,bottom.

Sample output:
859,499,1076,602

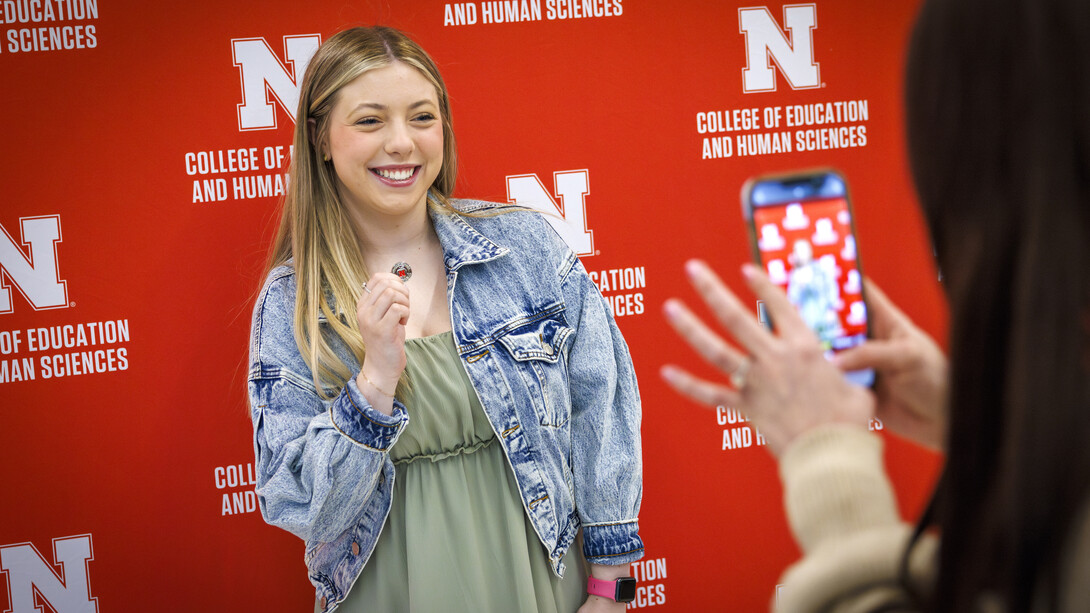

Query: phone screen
745,171,874,387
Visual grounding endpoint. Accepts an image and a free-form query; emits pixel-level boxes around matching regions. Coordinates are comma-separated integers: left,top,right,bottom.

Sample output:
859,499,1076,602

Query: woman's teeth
376,168,414,181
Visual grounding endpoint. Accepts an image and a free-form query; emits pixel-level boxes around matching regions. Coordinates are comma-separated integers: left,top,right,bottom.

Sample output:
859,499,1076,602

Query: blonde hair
265,26,460,398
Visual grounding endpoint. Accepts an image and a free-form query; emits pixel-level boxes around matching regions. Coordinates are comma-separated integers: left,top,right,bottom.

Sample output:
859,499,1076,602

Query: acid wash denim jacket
248,200,644,611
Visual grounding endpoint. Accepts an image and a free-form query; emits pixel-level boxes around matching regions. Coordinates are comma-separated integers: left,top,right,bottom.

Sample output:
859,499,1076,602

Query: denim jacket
248,200,643,611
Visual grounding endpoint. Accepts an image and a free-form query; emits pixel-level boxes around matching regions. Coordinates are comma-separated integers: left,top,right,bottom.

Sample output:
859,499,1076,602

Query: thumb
835,340,908,373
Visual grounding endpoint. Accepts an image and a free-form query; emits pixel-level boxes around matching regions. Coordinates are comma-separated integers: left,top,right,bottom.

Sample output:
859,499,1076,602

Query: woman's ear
307,118,328,159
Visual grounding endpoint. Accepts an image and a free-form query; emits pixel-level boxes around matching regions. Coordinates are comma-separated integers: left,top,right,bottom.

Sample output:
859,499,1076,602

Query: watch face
615,577,637,603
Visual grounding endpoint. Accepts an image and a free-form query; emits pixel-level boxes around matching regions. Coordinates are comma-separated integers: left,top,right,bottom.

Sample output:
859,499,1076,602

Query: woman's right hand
661,261,875,456
355,272,410,415
834,280,948,449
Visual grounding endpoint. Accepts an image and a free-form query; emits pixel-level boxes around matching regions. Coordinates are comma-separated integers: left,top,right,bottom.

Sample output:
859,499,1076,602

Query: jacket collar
429,202,510,271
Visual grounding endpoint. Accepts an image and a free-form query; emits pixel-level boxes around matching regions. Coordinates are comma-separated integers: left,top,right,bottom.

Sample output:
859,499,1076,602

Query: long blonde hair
265,26,460,398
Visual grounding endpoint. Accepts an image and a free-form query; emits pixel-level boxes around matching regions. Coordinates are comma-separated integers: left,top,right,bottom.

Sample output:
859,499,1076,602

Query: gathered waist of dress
393,436,497,466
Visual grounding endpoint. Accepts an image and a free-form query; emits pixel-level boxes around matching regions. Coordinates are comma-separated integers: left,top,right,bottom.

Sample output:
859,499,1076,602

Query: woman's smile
324,61,444,220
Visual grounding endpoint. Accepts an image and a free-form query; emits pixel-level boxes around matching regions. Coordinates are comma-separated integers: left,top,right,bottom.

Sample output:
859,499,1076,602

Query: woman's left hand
660,259,874,456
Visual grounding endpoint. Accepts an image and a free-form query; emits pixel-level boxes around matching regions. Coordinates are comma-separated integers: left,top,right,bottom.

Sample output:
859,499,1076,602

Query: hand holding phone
742,169,874,387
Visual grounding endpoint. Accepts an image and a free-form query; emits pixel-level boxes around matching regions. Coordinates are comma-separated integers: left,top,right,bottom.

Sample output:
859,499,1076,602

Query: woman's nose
384,120,414,156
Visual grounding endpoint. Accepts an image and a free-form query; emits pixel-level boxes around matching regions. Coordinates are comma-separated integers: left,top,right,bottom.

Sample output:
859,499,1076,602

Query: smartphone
741,169,874,387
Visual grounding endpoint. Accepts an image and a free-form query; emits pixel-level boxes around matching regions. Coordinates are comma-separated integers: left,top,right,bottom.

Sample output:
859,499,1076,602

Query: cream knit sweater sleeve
773,425,937,613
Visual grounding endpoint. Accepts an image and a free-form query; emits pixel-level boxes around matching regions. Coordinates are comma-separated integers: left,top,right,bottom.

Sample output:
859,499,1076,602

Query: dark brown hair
906,0,1090,610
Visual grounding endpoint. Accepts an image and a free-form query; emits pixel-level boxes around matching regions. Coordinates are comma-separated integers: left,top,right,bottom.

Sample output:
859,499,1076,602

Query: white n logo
0,535,97,613
232,34,322,131
0,215,68,314
739,4,820,93
506,170,594,257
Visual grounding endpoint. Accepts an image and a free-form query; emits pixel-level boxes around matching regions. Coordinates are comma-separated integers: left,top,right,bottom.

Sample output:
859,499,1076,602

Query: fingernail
741,263,758,278
660,365,677,381
685,259,704,279
663,299,680,318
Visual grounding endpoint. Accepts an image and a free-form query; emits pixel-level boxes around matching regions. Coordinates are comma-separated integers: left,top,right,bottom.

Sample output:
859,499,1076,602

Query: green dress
331,332,588,613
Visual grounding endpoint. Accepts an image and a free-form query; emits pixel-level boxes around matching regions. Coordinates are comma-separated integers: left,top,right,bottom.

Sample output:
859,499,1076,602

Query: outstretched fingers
684,260,773,359
660,364,740,409
740,263,811,339
663,298,748,376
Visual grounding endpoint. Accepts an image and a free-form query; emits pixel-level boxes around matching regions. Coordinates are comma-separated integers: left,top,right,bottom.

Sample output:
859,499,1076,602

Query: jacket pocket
497,317,574,427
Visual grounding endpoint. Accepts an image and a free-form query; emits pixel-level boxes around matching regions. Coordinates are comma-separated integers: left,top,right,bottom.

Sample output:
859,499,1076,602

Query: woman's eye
413,113,437,122
355,117,380,126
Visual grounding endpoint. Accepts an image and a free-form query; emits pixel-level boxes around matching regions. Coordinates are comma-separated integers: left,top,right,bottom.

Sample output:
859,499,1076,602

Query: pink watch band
587,576,617,600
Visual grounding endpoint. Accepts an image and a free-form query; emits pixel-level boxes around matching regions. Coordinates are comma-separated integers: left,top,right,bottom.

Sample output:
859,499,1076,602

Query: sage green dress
330,331,588,613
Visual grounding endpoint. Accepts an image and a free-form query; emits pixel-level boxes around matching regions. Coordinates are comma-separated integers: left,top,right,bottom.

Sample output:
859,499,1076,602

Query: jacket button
351,541,361,556
319,596,328,609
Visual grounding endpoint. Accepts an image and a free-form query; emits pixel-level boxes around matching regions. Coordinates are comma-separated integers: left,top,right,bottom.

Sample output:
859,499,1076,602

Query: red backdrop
0,1,943,610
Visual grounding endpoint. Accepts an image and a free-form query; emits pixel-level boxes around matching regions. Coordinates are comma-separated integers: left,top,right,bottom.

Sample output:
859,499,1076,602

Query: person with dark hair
661,0,1090,610
248,26,643,612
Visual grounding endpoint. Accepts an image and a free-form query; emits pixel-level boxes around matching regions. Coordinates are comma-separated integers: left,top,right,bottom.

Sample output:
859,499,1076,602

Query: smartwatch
587,576,637,603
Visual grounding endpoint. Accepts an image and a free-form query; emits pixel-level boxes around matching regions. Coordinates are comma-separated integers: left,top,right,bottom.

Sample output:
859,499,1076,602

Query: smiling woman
246,26,644,613
319,62,445,224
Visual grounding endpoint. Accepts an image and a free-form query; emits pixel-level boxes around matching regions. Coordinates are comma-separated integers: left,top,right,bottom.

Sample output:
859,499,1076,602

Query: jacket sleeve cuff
779,424,900,553
328,378,409,451
582,520,645,566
